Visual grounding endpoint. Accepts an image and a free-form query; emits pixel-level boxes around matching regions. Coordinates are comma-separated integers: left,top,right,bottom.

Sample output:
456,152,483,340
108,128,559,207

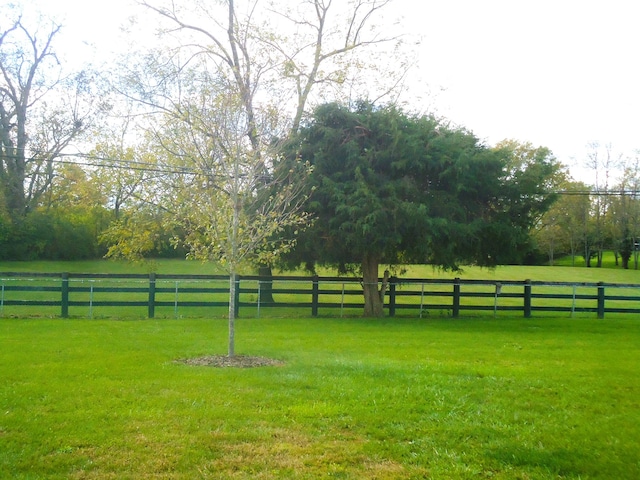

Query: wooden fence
1,272,640,319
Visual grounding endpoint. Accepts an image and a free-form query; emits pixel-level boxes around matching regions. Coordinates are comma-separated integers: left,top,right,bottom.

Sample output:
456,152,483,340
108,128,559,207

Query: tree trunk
362,254,385,317
584,241,592,267
258,265,275,303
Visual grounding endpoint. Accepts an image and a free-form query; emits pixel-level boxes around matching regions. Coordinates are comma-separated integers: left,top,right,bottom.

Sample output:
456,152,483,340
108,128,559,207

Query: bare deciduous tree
0,12,94,220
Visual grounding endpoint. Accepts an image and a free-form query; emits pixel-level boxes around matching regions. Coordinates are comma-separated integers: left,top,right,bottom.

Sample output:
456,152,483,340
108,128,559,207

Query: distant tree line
533,144,640,269
2,2,639,274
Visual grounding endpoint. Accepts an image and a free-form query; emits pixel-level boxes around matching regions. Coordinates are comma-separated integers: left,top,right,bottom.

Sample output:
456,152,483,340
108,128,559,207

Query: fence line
1,272,640,319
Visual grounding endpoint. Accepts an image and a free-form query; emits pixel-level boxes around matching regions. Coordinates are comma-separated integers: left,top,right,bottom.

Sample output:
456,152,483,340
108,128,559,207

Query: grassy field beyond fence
1,316,638,479
3,270,640,320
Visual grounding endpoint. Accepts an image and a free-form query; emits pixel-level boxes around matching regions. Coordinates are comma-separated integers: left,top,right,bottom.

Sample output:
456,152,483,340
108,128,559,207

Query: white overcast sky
397,0,640,179
18,0,640,181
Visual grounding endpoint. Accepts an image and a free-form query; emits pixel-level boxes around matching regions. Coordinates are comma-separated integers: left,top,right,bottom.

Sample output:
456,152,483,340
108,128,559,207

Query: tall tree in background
127,0,406,299
0,12,94,221
534,180,591,266
89,110,156,222
493,140,562,220
137,0,401,139
611,154,640,269
283,102,558,316
584,142,622,267
496,140,563,264
534,207,564,265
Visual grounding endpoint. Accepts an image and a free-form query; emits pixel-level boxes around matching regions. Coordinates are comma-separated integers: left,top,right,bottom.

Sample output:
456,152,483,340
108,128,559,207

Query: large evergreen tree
285,102,557,316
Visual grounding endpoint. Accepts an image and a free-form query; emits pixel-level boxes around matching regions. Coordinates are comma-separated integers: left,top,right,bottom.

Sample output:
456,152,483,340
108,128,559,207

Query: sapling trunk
228,273,236,357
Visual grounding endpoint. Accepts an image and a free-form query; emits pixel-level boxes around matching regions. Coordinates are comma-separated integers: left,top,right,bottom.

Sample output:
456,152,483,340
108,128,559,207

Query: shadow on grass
488,445,637,479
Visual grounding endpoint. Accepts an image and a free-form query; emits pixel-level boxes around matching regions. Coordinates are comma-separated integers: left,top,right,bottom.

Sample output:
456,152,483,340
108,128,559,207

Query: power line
58,153,197,175
556,190,640,197
40,153,640,198
55,153,266,184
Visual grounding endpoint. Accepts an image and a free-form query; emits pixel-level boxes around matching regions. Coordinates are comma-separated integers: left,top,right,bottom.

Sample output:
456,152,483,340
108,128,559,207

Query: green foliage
285,102,557,271
279,102,561,316
0,209,105,261
0,317,638,478
0,161,114,260
0,209,10,247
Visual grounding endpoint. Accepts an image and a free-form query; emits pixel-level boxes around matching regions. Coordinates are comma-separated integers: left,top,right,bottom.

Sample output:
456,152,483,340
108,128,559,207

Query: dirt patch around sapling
175,355,285,368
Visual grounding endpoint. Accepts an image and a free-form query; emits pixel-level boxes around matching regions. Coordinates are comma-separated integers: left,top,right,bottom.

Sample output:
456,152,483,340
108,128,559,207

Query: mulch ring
175,355,285,368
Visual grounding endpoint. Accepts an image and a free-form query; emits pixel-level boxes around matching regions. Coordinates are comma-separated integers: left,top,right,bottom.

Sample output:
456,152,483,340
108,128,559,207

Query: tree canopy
284,102,559,316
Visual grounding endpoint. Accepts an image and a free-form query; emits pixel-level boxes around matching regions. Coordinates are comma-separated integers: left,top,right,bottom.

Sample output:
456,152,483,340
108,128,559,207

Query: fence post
388,277,397,317
234,274,241,318
597,282,605,319
148,273,156,318
61,272,69,318
524,279,532,318
312,275,319,317
174,281,179,319
256,280,261,319
453,278,461,317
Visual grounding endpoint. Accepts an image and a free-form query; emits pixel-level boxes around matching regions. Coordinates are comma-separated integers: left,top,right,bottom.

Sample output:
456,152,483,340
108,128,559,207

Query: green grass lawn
1,316,638,479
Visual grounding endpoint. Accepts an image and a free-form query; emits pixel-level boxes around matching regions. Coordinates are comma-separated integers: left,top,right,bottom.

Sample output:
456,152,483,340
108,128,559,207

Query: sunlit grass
1,316,638,479
554,250,640,269
0,258,224,275
2,256,640,281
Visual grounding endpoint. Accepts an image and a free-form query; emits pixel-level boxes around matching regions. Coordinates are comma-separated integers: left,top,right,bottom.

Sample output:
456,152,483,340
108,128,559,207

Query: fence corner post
148,273,156,319
597,282,605,319
453,278,461,317
61,272,69,318
524,279,532,318
312,275,319,317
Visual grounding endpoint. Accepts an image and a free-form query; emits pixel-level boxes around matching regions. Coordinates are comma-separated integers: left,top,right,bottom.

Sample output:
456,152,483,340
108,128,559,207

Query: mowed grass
1,316,639,479
3,256,640,281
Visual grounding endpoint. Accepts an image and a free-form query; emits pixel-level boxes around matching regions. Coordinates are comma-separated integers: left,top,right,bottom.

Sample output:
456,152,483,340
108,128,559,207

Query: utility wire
40,153,640,198
58,153,199,176
55,153,272,184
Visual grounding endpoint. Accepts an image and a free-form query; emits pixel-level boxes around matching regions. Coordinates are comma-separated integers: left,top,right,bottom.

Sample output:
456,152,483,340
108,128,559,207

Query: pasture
1,315,639,479
2,255,640,281
3,259,640,320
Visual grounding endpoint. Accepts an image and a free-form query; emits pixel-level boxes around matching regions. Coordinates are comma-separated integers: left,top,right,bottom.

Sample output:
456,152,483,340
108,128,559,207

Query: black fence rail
1,272,640,319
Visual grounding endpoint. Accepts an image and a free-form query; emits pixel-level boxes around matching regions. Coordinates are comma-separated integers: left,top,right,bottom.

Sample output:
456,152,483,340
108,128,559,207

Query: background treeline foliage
2,132,640,267
0,163,182,261
2,5,640,267
533,144,640,268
